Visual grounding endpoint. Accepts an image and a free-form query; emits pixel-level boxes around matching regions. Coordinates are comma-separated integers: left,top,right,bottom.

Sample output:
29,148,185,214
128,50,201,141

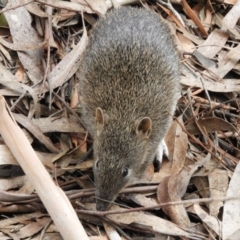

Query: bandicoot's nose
96,199,110,211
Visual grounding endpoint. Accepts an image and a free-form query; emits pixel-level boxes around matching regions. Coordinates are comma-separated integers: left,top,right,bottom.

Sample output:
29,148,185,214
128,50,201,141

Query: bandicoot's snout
96,198,111,211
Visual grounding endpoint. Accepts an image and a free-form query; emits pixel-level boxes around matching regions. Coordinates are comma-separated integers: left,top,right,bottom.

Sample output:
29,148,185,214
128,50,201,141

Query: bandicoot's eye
122,168,129,178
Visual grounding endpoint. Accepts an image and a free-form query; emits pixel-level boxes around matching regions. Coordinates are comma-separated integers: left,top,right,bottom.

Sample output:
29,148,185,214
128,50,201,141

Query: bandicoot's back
78,7,180,211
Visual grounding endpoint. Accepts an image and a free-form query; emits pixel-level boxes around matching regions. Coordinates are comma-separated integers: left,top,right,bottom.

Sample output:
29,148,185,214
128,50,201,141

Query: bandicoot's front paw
154,139,169,168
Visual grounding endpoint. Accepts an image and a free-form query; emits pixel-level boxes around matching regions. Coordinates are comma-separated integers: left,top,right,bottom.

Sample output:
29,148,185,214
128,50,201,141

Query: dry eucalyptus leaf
0,144,56,171
0,36,46,51
89,237,108,240
221,0,240,30
224,0,237,4
0,41,12,62
16,178,35,195
179,153,212,197
208,168,228,216
0,191,35,202
157,116,189,228
158,156,210,226
185,117,237,135
157,151,211,228
207,43,240,78
158,175,190,228
55,153,73,168
31,233,63,240
75,176,94,189
195,1,240,63
194,203,222,236
26,2,48,18
181,67,240,92
0,176,27,191
13,113,59,153
106,205,200,239
164,117,184,162
0,144,18,165
32,116,85,133
177,33,195,53
0,63,31,95
35,25,88,94
170,117,188,175
15,217,51,239
0,63,40,117
193,50,216,68
81,0,107,15
192,153,217,177
222,161,240,239
15,66,25,82
43,0,93,13
74,159,94,170
103,221,121,240
197,28,228,58
0,212,47,228
178,28,204,45
128,194,158,208
36,151,59,170
4,0,44,81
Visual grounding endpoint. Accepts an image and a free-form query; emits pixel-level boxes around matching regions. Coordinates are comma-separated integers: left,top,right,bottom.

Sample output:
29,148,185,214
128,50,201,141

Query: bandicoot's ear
95,107,109,135
135,117,152,139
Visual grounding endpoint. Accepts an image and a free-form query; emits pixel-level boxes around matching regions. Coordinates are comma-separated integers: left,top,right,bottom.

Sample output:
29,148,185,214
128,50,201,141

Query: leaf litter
0,0,240,239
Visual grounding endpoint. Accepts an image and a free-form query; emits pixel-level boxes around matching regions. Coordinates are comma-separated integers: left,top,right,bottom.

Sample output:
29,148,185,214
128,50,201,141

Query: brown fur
77,7,180,210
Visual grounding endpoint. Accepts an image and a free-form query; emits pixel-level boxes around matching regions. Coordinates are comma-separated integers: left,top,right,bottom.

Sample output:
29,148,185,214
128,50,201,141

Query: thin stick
77,195,240,217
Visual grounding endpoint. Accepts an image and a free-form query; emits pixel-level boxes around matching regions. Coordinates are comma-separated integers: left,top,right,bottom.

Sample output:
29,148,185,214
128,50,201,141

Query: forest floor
0,0,240,239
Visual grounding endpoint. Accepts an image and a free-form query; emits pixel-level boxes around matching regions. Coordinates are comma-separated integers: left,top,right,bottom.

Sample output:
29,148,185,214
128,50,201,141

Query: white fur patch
156,139,169,163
